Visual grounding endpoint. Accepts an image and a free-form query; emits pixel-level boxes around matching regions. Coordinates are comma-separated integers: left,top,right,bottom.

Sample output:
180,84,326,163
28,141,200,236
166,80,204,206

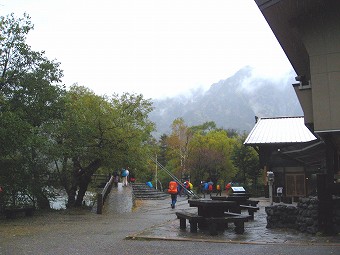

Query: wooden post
318,134,336,235
317,134,335,235
96,193,103,214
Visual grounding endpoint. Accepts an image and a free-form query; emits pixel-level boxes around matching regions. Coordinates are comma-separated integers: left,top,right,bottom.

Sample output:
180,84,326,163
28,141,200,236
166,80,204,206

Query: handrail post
97,193,103,214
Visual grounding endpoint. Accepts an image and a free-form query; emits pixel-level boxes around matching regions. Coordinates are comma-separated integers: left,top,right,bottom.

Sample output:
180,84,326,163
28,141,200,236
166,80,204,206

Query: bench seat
4,207,35,219
176,211,249,235
246,199,260,206
206,214,249,235
239,205,259,220
176,212,204,233
224,211,251,219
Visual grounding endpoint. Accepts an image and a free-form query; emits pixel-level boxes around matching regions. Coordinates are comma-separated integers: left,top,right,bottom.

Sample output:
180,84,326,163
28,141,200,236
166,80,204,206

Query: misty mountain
149,66,303,137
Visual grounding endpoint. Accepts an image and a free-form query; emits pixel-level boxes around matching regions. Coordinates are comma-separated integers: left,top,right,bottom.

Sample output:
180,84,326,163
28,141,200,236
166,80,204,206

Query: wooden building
253,0,340,234
244,116,324,199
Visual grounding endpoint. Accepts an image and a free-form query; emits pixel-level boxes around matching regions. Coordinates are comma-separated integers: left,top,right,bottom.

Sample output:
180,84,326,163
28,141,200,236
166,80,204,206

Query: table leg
234,221,245,234
179,218,186,229
209,222,218,236
189,221,198,232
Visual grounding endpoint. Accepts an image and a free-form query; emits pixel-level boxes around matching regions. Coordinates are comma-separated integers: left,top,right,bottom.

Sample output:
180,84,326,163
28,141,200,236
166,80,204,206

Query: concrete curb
126,233,340,247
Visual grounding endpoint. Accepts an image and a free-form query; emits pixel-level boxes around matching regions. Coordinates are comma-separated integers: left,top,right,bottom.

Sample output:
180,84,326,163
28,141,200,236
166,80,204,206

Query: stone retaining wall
334,198,340,234
296,197,319,234
266,196,340,234
265,204,297,229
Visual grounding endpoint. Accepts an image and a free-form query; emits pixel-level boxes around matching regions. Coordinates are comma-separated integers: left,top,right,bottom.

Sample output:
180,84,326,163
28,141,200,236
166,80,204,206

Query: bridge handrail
96,175,114,214
149,156,199,199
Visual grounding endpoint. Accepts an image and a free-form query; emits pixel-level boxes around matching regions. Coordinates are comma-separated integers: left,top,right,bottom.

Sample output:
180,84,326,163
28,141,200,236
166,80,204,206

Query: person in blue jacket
121,167,129,187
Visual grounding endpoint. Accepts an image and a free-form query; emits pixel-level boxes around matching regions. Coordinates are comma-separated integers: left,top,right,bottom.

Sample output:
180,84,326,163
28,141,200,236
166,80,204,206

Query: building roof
244,116,317,145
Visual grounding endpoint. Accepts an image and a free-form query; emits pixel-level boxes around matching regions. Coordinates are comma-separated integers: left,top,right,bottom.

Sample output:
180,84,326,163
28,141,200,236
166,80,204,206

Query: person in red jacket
225,182,232,195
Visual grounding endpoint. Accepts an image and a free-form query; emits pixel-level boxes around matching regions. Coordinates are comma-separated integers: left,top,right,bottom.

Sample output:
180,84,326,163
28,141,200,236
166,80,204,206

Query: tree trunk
67,186,77,208
71,158,101,207
55,158,76,207
75,174,91,206
66,158,82,207
36,192,51,209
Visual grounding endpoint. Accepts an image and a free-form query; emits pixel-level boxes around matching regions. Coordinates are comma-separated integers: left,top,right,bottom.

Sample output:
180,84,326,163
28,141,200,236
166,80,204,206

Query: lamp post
155,154,158,190
267,171,274,205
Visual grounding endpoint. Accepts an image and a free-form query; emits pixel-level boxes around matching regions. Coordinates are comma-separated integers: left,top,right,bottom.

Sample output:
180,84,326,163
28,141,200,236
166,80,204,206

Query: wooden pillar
317,134,335,235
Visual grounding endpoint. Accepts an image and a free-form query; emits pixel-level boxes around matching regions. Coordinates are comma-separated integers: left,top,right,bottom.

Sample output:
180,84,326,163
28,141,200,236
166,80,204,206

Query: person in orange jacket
216,184,222,196
168,181,179,209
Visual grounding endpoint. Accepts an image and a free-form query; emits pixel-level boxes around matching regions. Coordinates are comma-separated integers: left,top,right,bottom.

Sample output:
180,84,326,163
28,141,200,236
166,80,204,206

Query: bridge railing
96,176,114,214
149,156,200,199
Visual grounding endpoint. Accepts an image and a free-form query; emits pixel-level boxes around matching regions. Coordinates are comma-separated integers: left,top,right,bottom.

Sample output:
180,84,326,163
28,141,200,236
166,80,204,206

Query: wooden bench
239,205,259,220
225,211,251,219
246,199,259,206
206,214,249,235
176,212,204,233
4,207,35,219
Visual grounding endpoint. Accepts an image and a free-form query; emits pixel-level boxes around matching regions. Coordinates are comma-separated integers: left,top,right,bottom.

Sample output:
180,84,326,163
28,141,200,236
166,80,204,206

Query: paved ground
0,183,339,255
128,192,340,245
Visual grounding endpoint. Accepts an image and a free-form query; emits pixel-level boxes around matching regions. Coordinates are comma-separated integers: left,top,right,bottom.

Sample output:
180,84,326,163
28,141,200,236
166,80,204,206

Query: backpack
168,181,178,194
183,182,189,189
208,184,213,191
146,181,153,188
189,182,193,190
216,184,220,190
203,182,208,190
121,169,127,177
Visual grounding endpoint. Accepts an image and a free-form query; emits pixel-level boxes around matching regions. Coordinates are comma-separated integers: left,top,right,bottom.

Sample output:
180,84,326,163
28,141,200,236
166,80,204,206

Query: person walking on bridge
113,171,119,187
121,167,129,187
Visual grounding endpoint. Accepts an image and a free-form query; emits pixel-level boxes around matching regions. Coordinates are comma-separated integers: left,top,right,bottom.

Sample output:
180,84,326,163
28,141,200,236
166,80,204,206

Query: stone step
131,183,168,200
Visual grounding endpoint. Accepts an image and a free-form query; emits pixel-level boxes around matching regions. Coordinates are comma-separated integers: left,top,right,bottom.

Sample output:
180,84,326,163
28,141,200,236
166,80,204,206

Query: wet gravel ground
0,183,339,255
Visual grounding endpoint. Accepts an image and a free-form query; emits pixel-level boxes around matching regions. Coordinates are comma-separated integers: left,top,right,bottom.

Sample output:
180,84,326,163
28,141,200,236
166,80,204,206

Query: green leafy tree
189,121,217,134
53,86,154,207
188,129,237,187
231,134,260,193
166,118,193,179
0,13,65,208
157,134,168,168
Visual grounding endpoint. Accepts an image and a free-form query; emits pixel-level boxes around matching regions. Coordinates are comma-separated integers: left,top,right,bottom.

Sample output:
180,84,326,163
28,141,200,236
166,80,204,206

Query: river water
49,189,96,210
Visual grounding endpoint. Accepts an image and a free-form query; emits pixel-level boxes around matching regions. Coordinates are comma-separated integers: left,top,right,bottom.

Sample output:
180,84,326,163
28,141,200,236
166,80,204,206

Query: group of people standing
112,167,136,187
200,181,233,197
168,180,233,209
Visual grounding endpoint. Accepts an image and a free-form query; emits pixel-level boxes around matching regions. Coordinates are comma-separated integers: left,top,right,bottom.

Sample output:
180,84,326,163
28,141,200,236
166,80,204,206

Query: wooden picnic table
211,195,257,205
188,199,237,217
229,192,252,197
211,196,260,219
175,199,249,235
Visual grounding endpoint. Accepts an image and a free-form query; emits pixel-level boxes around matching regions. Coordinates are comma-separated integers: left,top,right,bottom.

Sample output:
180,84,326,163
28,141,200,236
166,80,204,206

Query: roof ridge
259,116,304,120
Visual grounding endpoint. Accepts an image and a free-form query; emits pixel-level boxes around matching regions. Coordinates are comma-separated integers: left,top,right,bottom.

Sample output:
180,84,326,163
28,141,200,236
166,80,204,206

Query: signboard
231,186,245,193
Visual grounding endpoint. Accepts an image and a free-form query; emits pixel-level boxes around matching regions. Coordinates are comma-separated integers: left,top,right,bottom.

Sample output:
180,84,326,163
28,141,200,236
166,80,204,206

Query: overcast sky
1,0,294,99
